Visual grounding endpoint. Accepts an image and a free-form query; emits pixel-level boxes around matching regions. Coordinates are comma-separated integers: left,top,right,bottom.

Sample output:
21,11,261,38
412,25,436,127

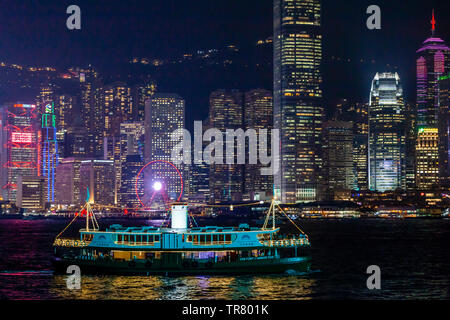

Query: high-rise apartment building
273,0,323,203
368,72,406,192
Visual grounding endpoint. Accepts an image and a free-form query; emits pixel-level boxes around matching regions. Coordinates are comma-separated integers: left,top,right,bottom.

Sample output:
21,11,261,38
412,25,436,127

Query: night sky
0,0,449,115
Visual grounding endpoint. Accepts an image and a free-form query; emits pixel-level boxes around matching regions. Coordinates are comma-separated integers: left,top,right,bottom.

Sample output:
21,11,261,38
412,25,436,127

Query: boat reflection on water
49,274,316,300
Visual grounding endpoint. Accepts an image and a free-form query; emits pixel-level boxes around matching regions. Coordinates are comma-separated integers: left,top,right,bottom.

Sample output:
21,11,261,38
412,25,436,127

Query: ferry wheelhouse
52,201,311,275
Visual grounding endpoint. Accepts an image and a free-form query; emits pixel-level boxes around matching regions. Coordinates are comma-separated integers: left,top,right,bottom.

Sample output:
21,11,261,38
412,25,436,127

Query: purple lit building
416,11,450,128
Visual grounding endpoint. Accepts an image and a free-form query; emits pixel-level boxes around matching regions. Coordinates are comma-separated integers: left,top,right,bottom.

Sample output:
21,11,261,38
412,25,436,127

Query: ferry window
225,234,231,242
206,235,211,243
137,235,141,243
187,235,192,242
213,235,218,242
117,235,122,242
155,235,160,242
199,235,204,244
124,235,129,242
193,235,198,243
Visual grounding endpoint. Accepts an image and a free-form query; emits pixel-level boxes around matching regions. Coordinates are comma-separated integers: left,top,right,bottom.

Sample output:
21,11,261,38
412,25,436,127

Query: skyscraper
416,11,449,128
54,157,83,206
438,72,450,190
80,159,115,205
368,72,406,192
144,94,185,201
416,128,439,190
0,104,40,202
244,89,273,200
273,0,323,203
322,120,354,200
208,89,243,203
415,11,449,191
41,102,58,203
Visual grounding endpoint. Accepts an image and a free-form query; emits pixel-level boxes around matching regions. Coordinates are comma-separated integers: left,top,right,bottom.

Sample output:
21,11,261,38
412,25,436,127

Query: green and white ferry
52,200,311,275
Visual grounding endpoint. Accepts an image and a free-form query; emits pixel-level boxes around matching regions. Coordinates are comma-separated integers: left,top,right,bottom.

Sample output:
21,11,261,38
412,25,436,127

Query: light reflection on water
48,274,315,300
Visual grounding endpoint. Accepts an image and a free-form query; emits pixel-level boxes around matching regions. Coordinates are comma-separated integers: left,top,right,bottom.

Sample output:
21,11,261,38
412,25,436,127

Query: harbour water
0,218,449,299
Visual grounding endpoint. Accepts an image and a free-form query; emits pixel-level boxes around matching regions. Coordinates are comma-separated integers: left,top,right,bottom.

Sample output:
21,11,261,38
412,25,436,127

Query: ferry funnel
171,204,188,229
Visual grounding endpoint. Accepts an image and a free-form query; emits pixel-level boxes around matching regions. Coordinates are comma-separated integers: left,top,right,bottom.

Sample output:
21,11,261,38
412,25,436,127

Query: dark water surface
0,218,449,300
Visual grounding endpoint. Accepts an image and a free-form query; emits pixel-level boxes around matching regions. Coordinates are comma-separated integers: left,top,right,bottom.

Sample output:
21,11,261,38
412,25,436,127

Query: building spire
431,9,436,35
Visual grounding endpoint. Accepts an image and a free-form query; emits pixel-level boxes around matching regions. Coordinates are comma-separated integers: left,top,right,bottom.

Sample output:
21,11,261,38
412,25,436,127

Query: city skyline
0,1,448,212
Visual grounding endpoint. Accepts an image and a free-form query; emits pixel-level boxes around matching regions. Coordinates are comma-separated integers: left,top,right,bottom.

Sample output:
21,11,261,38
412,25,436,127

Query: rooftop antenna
431,9,436,36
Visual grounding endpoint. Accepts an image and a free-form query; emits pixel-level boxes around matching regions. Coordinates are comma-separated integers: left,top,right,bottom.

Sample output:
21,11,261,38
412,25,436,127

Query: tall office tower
55,94,74,132
41,102,58,203
322,120,355,200
347,103,369,191
36,85,55,116
416,128,439,190
368,72,406,192
208,90,244,203
438,73,450,190
80,67,99,132
416,11,449,127
93,82,133,154
273,0,323,203
64,126,95,158
187,118,210,203
80,159,115,205
144,94,185,201
0,104,40,202
133,82,157,121
415,12,449,191
103,135,121,205
119,154,143,207
405,103,417,191
16,176,46,211
55,94,75,159
244,89,273,200
54,157,83,206
120,122,145,161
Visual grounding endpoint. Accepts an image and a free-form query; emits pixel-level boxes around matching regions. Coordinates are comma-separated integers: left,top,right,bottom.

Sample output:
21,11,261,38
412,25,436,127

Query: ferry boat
52,200,311,275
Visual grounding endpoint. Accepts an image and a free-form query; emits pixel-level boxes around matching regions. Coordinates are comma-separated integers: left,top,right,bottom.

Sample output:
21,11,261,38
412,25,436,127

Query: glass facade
369,72,406,192
273,0,323,203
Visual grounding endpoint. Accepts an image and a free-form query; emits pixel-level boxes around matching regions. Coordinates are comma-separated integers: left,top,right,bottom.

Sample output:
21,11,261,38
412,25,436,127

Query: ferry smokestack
171,204,188,229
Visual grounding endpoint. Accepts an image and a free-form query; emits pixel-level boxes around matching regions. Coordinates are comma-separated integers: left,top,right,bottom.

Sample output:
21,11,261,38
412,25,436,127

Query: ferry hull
52,256,311,275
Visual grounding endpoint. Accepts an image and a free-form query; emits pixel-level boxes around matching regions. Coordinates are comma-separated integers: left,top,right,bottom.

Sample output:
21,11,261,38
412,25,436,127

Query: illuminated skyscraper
119,154,143,208
93,82,133,154
416,11,449,128
133,82,157,121
144,94,185,201
208,90,243,203
322,120,354,200
438,73,450,190
41,102,58,203
415,11,449,191
416,128,439,190
80,159,115,205
244,89,273,200
16,176,46,211
273,0,323,203
54,157,83,206
369,72,406,192
0,104,40,202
